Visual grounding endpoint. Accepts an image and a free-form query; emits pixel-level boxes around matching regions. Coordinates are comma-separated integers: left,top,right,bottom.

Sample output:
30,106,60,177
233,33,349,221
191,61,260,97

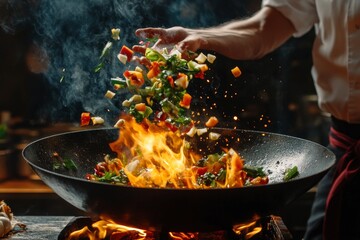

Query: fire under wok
22,127,335,232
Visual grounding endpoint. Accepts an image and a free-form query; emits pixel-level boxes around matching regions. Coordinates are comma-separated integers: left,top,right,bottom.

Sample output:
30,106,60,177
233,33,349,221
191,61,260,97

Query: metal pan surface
22,127,335,232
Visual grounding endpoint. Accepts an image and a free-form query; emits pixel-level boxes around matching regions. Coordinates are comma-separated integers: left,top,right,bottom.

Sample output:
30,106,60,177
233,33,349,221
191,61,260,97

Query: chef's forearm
187,6,295,60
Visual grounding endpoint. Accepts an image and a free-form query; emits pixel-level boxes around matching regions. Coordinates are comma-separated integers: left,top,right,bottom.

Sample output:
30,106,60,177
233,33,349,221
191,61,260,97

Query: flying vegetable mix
97,28,216,133
115,49,214,132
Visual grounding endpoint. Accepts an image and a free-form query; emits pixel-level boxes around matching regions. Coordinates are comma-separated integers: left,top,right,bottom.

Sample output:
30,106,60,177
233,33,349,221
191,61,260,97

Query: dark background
0,0,328,143
0,1,330,239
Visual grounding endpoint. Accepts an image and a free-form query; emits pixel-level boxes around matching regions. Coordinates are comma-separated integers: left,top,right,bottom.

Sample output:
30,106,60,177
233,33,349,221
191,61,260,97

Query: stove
4,215,293,240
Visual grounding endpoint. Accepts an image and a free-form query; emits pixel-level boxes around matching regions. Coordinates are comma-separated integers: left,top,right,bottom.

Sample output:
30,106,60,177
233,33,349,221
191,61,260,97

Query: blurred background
0,0,330,239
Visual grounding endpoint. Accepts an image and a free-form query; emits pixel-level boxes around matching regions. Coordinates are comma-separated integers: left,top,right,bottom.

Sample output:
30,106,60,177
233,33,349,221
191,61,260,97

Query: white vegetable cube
209,132,221,140
135,66,143,72
207,54,216,63
91,116,104,125
122,100,132,107
186,126,197,137
129,94,142,103
117,53,128,64
187,60,199,71
169,48,181,58
114,119,125,128
111,28,121,40
196,128,208,136
174,75,189,89
104,90,116,99
195,52,207,64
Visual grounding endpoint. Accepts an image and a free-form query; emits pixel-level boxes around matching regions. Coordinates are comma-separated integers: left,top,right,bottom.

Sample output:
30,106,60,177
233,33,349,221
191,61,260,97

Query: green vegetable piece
198,172,216,187
100,41,113,59
243,165,266,178
145,48,166,62
63,158,77,170
111,77,127,88
216,168,226,182
283,166,299,181
143,106,153,118
173,116,191,126
98,170,129,185
160,98,179,116
94,62,105,73
52,163,62,171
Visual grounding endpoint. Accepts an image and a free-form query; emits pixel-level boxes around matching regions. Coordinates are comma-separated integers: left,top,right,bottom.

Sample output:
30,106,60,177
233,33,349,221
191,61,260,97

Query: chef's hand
133,26,207,55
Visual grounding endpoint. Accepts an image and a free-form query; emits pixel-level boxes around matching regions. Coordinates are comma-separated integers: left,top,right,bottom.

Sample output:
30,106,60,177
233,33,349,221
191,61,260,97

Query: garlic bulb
0,200,13,237
0,200,26,237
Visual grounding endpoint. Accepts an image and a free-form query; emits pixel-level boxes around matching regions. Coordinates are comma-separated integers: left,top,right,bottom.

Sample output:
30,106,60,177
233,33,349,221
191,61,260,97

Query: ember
58,216,293,240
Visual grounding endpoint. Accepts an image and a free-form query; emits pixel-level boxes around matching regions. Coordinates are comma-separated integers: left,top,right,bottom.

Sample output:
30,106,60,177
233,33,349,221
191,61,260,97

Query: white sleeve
262,0,318,37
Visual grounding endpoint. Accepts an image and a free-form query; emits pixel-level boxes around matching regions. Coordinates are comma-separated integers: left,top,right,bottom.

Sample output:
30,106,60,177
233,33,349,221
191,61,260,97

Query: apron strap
323,127,360,240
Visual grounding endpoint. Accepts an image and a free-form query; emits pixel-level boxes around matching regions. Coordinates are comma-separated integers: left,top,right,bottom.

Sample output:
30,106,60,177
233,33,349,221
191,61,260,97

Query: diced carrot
205,116,219,128
179,93,192,108
113,84,121,90
198,64,208,72
231,66,242,78
135,103,146,112
167,76,174,88
147,61,161,79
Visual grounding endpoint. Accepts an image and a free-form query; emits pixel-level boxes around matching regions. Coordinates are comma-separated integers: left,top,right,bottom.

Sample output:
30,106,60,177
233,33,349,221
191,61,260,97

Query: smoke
1,0,260,124
30,0,168,123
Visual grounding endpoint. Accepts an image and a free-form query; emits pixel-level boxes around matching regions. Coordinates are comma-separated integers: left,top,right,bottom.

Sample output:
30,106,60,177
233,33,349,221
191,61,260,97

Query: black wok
22,127,335,232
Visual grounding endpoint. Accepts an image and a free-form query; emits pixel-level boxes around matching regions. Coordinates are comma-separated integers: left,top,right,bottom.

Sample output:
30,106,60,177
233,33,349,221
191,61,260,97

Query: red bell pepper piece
80,112,91,126
155,111,167,121
123,70,145,87
191,166,208,176
165,121,178,132
120,45,134,62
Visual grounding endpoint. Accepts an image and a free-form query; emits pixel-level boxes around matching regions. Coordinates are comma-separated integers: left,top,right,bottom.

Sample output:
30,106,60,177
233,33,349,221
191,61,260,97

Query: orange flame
233,218,263,240
107,116,246,189
109,116,201,188
68,219,150,240
68,218,263,240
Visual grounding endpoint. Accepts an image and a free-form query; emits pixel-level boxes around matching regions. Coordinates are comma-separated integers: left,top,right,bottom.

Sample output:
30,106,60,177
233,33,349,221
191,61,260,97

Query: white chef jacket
262,0,360,123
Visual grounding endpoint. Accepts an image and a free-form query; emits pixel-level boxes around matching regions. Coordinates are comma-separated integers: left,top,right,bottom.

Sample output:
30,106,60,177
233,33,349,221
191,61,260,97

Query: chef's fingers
132,56,151,68
135,27,165,39
132,45,147,55
135,27,188,45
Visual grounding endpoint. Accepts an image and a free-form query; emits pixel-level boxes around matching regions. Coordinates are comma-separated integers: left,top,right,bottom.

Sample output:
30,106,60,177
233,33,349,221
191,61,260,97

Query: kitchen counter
4,216,74,240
